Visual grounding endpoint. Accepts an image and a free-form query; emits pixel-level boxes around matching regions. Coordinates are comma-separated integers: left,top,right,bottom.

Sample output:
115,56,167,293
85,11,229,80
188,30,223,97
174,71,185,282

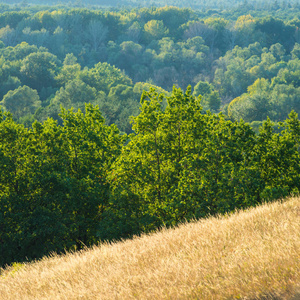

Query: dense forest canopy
1,2,300,131
1,2,300,268
3,0,300,10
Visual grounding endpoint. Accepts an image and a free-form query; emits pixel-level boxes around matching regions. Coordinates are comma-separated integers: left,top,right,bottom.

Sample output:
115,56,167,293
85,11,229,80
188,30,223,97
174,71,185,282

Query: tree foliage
1,85,41,120
0,104,125,266
1,3,300,268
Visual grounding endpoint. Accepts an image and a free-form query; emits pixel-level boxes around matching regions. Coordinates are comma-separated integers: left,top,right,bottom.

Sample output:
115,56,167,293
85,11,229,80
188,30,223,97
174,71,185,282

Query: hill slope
0,197,299,300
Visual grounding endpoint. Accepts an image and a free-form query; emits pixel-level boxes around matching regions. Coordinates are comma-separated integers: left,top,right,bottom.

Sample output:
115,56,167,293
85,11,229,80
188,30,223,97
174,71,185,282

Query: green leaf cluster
1,87,300,267
0,104,125,266
97,87,300,240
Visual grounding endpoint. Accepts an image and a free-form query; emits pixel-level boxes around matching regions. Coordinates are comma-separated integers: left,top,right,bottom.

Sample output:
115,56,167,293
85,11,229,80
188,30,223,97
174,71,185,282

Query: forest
1,1,300,267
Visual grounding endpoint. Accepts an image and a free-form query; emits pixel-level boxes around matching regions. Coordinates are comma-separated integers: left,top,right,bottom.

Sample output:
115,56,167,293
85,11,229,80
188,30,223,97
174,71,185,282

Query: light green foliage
234,14,256,46
142,36,209,89
100,87,257,238
214,40,297,108
1,85,41,120
205,17,229,31
133,82,170,97
86,20,108,51
228,70,300,122
53,79,97,108
108,84,134,102
80,62,132,94
54,53,81,86
144,20,169,41
269,43,286,61
20,51,60,92
0,25,16,46
291,43,300,59
0,42,41,61
151,6,190,36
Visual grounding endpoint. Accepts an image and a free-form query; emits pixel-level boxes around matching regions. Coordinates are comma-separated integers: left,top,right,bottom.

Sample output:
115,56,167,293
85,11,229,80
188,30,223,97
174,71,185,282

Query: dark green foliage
0,104,125,267
193,81,221,111
255,17,295,49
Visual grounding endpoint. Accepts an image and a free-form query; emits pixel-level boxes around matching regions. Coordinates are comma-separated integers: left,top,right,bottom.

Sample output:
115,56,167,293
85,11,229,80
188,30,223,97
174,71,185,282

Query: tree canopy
1,2,300,268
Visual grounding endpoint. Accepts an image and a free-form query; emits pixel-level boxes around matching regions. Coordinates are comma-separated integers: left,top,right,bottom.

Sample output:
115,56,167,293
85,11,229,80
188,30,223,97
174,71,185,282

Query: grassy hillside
0,197,299,300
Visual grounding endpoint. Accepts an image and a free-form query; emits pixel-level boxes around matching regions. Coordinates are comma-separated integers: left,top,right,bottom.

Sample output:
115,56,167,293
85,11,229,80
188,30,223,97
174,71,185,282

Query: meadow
0,196,299,300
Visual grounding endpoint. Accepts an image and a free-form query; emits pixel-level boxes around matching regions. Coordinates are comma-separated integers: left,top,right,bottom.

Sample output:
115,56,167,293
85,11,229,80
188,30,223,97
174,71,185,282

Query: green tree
80,62,132,95
144,20,169,42
0,25,18,46
85,20,108,51
193,81,212,97
53,79,97,108
228,78,272,122
55,53,81,86
256,117,300,200
0,75,21,99
255,17,295,49
291,43,300,59
234,15,256,46
20,51,60,92
100,87,260,240
152,6,190,37
193,81,221,111
0,104,125,267
1,85,41,120
0,42,41,61
206,91,221,111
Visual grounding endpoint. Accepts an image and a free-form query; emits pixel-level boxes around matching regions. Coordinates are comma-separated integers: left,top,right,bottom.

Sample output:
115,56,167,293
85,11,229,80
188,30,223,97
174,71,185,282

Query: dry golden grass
1,197,299,300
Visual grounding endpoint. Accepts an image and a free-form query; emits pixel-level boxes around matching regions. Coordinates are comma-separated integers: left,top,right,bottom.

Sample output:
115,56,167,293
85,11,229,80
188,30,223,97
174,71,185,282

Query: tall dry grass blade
0,197,299,300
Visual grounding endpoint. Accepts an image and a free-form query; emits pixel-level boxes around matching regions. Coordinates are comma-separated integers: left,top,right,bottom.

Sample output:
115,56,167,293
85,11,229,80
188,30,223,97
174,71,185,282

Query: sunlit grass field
1,197,299,300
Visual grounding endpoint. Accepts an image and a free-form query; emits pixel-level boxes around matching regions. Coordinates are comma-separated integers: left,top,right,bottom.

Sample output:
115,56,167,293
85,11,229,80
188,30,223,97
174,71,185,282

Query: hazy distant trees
1,85,41,120
86,20,108,51
0,5,300,128
0,25,18,46
20,51,60,92
144,20,169,41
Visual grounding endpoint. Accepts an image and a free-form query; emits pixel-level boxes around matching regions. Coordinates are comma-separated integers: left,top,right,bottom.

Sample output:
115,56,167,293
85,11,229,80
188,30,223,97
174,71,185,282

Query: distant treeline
1,6,300,132
2,0,300,10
